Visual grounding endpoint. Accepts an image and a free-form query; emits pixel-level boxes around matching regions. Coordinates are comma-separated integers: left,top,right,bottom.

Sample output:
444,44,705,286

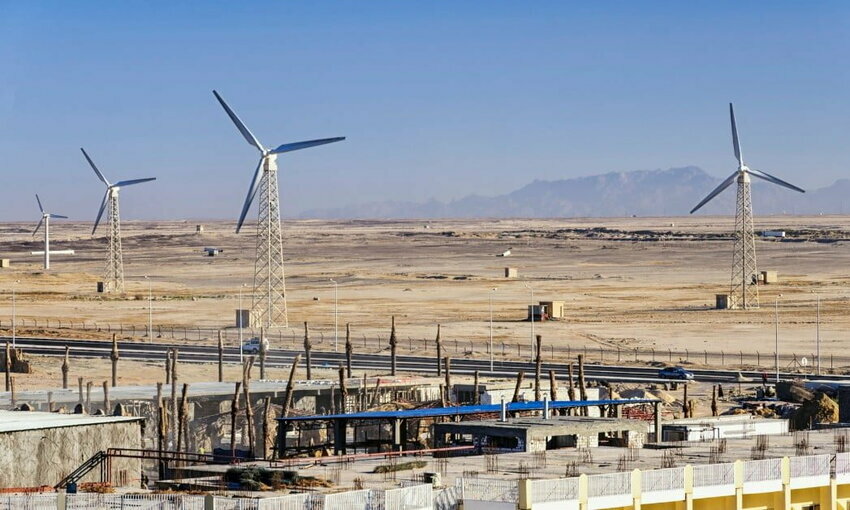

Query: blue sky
1,1,849,220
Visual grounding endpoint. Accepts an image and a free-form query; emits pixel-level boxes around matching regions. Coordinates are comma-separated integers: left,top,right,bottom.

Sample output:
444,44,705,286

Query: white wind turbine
81,148,156,293
690,103,805,309
213,89,344,328
32,194,68,270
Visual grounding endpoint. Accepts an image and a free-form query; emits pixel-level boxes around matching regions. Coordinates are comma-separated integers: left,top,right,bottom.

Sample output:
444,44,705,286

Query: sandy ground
1,216,849,365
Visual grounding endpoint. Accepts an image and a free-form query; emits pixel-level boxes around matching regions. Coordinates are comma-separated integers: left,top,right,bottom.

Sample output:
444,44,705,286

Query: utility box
504,267,518,278
539,300,565,319
0,259,9,268
528,304,548,322
97,281,106,293
761,270,778,284
235,309,251,328
716,294,730,309
196,224,204,234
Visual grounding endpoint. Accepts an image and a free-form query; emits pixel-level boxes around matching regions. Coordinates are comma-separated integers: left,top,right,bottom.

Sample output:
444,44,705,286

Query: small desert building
0,411,143,489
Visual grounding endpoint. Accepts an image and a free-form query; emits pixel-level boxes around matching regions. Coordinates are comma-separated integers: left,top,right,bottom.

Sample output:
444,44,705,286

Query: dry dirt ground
1,216,849,368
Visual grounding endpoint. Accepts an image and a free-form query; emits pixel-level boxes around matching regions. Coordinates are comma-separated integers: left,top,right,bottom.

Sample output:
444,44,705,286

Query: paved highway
4,335,846,385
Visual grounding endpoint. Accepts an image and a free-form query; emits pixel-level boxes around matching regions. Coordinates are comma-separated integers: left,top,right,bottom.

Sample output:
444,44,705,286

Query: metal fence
743,458,783,483
692,462,735,488
528,478,579,504
0,314,844,372
385,485,433,510
640,467,684,493
586,472,631,499
457,478,518,503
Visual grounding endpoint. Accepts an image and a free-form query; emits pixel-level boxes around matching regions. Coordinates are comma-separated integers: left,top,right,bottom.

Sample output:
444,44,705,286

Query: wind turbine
81,148,156,293
32,195,68,270
213,90,344,328
690,103,805,309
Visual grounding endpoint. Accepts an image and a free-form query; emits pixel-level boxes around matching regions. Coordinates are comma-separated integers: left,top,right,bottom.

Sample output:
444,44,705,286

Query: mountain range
299,166,850,218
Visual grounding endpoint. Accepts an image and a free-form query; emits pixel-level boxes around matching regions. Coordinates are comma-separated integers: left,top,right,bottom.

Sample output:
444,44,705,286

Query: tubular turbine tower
213,90,345,328
690,104,805,309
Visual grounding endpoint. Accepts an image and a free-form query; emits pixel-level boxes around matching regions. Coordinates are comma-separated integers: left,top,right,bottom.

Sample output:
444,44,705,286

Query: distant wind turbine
690,103,805,309
32,194,68,270
81,148,156,293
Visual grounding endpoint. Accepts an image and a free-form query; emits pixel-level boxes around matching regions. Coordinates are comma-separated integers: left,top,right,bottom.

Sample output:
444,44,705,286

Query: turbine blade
33,217,43,236
49,214,69,219
92,190,109,235
749,169,805,193
114,177,156,187
690,171,738,214
730,103,743,166
212,90,264,152
81,148,111,186
270,137,346,154
35,194,44,213
236,157,265,233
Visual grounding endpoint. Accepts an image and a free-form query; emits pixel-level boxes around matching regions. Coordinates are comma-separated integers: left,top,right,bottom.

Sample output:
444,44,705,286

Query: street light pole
330,279,338,352
145,276,152,340
239,283,246,365
775,295,781,383
524,282,534,363
816,293,821,376
489,287,497,372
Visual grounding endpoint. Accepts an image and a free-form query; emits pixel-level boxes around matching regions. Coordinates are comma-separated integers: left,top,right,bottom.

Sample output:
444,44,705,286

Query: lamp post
524,282,534,363
238,283,246,365
775,294,782,383
330,279,338,352
12,280,19,349
145,275,152,340
816,293,821,376
489,287,497,372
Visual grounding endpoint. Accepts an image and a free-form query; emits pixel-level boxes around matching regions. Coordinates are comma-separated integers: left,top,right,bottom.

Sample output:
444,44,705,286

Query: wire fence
0,316,845,373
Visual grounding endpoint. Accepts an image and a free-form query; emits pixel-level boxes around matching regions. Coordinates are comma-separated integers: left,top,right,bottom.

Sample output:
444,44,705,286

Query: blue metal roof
278,398,658,422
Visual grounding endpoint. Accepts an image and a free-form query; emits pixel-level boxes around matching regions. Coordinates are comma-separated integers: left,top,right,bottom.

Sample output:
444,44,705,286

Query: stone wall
0,420,142,489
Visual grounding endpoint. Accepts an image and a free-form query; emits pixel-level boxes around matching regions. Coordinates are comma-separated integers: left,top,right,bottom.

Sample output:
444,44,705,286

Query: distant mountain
299,166,850,218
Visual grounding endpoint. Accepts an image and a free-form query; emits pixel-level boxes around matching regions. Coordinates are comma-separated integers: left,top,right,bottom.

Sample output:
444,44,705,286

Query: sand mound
793,393,838,429
620,387,674,404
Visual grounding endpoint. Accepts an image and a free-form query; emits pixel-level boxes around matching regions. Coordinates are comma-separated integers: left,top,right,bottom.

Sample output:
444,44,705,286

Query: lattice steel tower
690,104,804,310
81,148,157,293
213,90,344,328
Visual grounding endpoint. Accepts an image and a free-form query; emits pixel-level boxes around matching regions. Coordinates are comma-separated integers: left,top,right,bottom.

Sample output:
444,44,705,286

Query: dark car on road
657,366,694,380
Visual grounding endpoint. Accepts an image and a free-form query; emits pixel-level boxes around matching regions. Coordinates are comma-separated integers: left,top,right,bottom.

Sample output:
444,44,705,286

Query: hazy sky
1,1,849,221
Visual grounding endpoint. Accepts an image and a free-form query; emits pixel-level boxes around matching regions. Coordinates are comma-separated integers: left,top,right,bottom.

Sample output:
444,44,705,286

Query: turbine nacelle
212,90,345,233
33,194,67,236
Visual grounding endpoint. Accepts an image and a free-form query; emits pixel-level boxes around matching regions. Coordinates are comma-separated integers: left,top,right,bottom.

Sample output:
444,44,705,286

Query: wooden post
567,364,576,401
110,334,119,387
85,381,92,414
9,377,15,406
47,391,53,412
345,323,353,378
443,356,452,404
534,335,543,401
230,382,242,458
218,331,224,383
259,327,266,380
157,392,166,479
102,381,110,414
578,354,588,417
165,348,171,384
262,396,274,459
4,342,10,392
389,316,397,376
435,324,442,376
711,385,718,417
62,346,70,390
473,370,480,405
511,370,525,403
303,322,312,380
338,365,348,413
178,383,189,453
682,382,689,417
549,370,559,414
171,349,178,447
243,358,255,458
281,354,301,418
78,376,84,405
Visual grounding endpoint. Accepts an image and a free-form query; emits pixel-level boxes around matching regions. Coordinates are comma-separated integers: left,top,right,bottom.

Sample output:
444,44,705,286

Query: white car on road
241,337,269,354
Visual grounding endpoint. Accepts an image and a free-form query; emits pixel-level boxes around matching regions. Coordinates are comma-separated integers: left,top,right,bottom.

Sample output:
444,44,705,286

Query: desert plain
0,215,848,377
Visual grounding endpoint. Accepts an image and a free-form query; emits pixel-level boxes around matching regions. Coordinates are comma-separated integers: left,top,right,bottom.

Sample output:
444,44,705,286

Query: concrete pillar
392,418,403,451
683,465,694,510
733,460,744,510
204,494,215,510
631,469,642,510
518,479,531,510
577,474,588,510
